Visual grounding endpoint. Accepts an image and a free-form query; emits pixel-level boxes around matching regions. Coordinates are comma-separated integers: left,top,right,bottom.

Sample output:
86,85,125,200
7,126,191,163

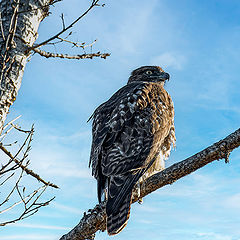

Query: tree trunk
0,0,53,131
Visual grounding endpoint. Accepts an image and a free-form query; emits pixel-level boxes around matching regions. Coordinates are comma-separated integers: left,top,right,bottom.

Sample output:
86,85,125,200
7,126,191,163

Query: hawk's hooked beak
159,72,170,81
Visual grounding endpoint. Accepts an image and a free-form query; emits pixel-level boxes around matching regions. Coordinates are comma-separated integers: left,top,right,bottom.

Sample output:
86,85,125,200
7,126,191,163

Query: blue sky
1,0,240,239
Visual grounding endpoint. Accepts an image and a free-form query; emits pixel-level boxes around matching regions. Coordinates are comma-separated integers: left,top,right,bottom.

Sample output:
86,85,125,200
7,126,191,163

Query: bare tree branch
0,123,59,189
0,182,55,226
0,143,59,189
32,48,110,60
28,0,101,51
60,128,240,240
2,115,21,131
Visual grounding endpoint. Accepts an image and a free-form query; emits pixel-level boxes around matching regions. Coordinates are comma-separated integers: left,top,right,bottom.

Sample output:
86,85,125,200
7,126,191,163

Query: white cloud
28,147,92,180
25,129,92,180
104,1,158,54
52,202,83,215
0,235,58,240
40,163,91,179
196,232,233,240
136,219,153,225
13,223,70,231
136,204,159,213
150,52,187,70
43,130,91,145
155,173,218,199
223,193,240,210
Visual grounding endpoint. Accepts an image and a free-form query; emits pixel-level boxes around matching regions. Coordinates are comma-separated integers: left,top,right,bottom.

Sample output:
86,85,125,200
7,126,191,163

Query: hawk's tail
106,190,132,235
105,161,156,235
105,172,141,235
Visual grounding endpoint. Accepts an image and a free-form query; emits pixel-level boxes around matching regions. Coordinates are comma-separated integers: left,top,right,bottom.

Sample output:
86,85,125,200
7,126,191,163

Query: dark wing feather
89,82,150,179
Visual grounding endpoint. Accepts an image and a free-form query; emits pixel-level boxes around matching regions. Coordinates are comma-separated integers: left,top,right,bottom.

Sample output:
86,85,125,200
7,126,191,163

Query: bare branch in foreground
0,124,59,189
0,143,59,189
60,128,240,240
0,119,58,226
32,48,110,60
0,182,55,226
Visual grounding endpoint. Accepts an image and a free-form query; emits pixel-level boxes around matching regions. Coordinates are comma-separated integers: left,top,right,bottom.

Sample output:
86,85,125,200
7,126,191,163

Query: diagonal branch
59,128,240,240
0,144,59,189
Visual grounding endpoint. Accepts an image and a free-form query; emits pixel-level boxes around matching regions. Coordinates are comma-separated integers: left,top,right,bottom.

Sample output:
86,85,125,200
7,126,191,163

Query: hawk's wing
89,82,174,235
89,82,151,177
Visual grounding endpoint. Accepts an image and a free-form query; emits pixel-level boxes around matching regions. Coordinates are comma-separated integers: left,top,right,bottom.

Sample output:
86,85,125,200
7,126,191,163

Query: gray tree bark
0,0,53,131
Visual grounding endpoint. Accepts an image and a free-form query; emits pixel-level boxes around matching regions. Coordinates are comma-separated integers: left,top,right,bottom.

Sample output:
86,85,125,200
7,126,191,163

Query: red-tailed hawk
89,66,175,235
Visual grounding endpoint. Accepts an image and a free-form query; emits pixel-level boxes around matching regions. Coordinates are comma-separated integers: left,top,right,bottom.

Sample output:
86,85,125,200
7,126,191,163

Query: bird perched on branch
89,66,175,235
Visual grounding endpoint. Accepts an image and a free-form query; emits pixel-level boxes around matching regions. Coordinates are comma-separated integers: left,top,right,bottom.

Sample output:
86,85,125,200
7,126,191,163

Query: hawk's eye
146,70,152,75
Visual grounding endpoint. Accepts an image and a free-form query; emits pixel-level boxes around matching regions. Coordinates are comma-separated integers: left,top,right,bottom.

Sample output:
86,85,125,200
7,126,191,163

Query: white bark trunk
0,0,53,131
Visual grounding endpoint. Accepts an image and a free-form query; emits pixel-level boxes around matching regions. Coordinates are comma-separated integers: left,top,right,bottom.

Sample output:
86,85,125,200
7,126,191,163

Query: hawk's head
127,66,170,85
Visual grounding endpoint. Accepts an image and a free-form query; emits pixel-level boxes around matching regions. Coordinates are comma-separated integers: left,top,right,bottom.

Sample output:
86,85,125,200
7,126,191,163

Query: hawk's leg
136,181,143,204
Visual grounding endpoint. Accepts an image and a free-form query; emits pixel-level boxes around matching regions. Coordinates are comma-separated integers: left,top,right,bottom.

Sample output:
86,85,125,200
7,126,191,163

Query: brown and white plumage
89,66,175,235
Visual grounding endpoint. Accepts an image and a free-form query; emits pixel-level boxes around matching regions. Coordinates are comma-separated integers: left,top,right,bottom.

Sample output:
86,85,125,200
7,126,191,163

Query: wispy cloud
103,1,158,54
150,52,187,70
29,148,91,179
0,234,58,240
25,128,92,180
196,232,234,240
13,223,70,231
42,130,91,145
155,173,218,199
136,219,153,225
223,193,240,210
136,204,160,213
52,202,83,215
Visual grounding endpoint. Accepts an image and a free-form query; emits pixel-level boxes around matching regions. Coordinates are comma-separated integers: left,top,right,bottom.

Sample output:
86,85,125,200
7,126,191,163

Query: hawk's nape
89,66,175,235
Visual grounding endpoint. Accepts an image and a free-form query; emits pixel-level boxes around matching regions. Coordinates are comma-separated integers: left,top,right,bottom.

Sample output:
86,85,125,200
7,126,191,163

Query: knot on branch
224,150,232,163
217,141,232,163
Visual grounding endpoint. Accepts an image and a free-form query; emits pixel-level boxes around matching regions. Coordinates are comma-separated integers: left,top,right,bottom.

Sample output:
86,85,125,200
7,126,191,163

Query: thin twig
0,125,14,141
28,0,100,51
0,169,24,207
3,115,21,130
0,185,45,215
0,143,59,189
11,124,32,133
61,13,65,30
0,184,55,226
0,172,14,186
56,37,97,49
